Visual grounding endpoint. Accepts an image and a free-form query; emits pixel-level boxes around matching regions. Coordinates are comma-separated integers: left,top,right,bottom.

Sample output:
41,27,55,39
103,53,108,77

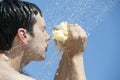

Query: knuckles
68,24,87,42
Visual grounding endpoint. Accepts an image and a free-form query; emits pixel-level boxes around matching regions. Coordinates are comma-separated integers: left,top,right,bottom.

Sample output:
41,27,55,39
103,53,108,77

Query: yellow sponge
52,22,68,42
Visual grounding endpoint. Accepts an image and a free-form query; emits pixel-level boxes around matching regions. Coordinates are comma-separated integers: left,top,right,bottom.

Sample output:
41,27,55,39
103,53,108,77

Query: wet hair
0,0,42,51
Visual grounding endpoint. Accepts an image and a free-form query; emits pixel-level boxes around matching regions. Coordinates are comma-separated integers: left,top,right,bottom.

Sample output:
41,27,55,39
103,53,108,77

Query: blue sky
23,0,120,80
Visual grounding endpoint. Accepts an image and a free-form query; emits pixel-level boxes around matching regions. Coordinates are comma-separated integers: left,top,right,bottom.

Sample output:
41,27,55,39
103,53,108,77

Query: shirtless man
0,0,87,80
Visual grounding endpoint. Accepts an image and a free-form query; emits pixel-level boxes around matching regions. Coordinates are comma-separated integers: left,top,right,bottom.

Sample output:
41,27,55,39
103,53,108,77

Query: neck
0,48,29,71
6,51,24,71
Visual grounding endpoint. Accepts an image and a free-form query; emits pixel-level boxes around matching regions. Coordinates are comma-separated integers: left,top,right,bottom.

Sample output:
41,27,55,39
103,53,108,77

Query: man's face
27,13,50,60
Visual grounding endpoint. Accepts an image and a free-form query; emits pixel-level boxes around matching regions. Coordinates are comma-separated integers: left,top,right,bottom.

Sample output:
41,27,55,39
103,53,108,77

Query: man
0,0,87,80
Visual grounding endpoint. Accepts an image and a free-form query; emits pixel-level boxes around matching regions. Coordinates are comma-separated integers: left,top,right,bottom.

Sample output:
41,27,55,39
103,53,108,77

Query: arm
54,24,87,80
54,52,86,80
70,54,86,80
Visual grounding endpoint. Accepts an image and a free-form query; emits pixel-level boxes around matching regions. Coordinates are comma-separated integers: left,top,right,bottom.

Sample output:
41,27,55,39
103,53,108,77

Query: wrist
63,48,84,58
61,50,86,80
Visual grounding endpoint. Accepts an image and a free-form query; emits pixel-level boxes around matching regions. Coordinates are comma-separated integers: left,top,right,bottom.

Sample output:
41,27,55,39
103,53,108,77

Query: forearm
71,54,86,80
54,53,70,80
54,52,86,80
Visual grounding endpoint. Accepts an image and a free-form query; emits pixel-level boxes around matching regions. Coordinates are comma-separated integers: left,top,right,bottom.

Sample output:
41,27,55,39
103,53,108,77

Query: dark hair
0,0,42,51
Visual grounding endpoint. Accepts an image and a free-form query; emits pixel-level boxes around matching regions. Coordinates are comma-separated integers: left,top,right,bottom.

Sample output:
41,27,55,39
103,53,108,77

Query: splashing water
22,0,120,80
43,0,119,36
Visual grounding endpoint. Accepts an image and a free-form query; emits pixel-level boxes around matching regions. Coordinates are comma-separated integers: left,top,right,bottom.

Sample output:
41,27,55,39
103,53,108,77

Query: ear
17,28,31,44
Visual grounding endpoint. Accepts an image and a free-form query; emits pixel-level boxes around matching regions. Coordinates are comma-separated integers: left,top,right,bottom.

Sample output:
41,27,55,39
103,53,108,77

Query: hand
54,24,87,57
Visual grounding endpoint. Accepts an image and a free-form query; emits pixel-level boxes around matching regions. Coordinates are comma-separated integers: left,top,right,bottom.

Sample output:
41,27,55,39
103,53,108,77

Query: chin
40,53,46,60
33,52,46,61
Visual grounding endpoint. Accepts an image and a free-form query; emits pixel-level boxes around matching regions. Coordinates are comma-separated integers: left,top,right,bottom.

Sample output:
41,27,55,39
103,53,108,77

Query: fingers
74,24,87,42
68,24,79,40
68,24,87,41
53,23,87,42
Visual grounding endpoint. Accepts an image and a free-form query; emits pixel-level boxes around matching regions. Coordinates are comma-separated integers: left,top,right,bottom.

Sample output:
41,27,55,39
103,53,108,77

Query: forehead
35,13,45,27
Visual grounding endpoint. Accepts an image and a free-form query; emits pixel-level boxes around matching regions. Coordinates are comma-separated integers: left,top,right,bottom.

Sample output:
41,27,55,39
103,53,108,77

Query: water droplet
56,2,59,5
56,72,59,76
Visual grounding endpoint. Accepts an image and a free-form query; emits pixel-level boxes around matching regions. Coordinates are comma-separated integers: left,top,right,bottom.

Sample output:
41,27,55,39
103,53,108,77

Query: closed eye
42,26,46,32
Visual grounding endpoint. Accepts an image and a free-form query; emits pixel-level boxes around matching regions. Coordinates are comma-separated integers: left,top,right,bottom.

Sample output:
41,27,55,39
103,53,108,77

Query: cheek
35,32,45,41
28,38,46,60
29,37,46,52
30,38,40,47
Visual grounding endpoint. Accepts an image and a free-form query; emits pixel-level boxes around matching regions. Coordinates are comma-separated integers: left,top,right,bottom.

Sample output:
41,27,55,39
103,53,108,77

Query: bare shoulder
0,61,35,80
